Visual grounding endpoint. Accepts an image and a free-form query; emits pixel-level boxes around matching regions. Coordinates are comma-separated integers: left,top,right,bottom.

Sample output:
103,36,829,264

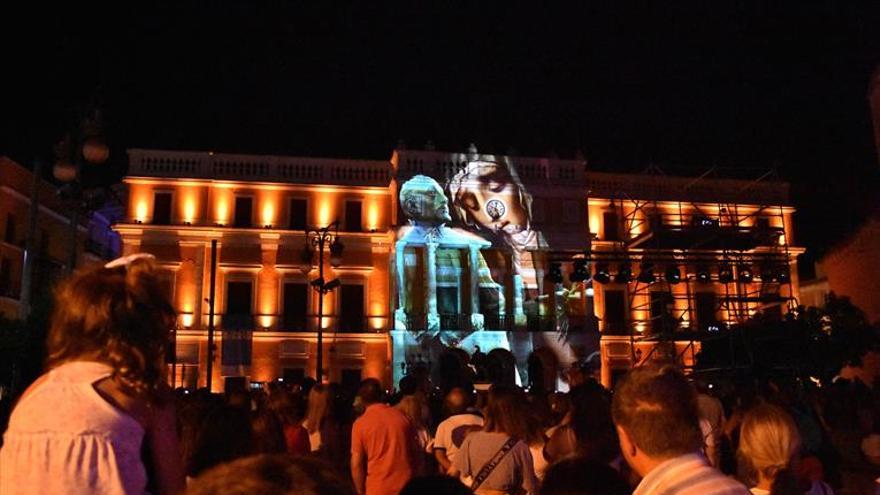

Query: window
0,257,11,295
39,229,49,255
283,368,305,384
479,287,500,316
153,192,172,225
289,198,307,230
695,292,717,331
234,197,253,228
339,284,364,332
437,286,459,315
603,212,619,241
341,369,362,394
4,214,15,243
603,289,627,334
227,281,253,315
650,291,673,333
563,200,579,223
282,282,308,330
756,217,771,231
344,201,362,232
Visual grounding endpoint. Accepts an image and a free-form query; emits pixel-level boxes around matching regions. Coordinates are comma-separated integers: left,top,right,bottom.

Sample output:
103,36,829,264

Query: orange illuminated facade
116,148,803,392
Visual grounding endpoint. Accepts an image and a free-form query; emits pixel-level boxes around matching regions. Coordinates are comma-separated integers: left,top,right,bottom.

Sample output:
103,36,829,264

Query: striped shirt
634,453,749,495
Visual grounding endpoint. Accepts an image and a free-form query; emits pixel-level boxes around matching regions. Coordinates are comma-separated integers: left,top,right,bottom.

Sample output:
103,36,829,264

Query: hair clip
104,253,156,269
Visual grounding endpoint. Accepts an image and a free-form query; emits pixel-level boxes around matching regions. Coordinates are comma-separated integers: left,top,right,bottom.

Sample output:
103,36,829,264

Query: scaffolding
587,166,797,370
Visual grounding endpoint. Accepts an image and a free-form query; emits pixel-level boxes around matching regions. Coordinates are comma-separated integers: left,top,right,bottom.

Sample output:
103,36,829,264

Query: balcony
128,149,391,187
625,213,785,251
400,312,595,333
213,314,379,334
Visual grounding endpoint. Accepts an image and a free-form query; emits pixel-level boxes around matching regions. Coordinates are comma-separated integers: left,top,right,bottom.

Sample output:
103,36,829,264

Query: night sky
2,2,879,257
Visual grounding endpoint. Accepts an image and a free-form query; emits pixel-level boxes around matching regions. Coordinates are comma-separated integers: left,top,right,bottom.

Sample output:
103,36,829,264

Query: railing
394,150,587,185
587,171,790,205
400,312,594,333
128,149,391,187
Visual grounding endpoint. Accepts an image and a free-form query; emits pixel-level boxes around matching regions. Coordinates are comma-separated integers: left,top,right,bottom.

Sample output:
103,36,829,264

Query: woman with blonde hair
738,403,833,495
0,254,185,494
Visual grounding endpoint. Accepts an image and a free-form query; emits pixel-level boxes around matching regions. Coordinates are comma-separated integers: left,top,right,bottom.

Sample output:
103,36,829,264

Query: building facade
116,148,803,392
0,157,118,319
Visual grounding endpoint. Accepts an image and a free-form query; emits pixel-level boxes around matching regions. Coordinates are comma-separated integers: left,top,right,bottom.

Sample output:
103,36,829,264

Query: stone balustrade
128,149,391,187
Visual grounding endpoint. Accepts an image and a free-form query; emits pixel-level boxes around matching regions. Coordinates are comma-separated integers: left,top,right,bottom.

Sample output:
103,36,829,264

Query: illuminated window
153,192,172,225
344,200,362,232
339,284,364,332
4,214,15,243
289,198,308,230
233,196,253,228
603,212,620,241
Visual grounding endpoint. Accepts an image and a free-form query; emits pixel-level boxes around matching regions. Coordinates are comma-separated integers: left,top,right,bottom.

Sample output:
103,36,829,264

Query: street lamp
299,221,344,383
52,104,109,274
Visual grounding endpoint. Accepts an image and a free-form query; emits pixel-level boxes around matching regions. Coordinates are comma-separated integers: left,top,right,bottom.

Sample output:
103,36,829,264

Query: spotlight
665,265,681,284
738,265,753,283
593,263,611,284
718,265,734,283
616,263,634,283
696,266,712,283
570,259,589,283
549,262,564,284
776,266,790,283
637,263,655,284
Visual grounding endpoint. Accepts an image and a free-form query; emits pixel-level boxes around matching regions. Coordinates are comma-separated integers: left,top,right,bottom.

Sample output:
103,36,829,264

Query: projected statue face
450,161,530,236
399,175,452,224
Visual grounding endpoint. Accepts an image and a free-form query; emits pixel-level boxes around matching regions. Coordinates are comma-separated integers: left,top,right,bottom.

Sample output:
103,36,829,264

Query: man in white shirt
433,387,484,473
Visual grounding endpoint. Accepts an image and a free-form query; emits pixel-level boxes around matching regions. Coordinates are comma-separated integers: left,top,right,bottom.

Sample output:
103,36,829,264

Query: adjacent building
115,147,803,392
0,157,119,319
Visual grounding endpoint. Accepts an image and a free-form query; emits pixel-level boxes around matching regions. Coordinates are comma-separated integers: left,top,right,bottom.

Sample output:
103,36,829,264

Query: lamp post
52,104,109,274
299,221,344,384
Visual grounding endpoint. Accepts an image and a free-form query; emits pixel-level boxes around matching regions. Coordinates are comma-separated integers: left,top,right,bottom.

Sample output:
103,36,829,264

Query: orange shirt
351,403,417,495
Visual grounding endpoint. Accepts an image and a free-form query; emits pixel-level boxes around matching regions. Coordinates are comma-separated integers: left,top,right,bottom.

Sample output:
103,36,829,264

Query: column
468,245,484,331
393,241,408,330
425,242,440,334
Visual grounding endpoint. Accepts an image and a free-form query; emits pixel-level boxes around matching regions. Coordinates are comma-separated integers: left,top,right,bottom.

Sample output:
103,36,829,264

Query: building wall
117,159,395,391
0,157,104,319
822,216,880,323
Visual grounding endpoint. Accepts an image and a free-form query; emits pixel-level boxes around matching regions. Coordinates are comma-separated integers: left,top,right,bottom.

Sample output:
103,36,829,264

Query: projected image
392,156,594,389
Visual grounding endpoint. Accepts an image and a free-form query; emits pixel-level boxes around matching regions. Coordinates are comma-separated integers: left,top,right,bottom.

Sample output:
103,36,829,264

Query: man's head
445,386,474,415
357,378,384,406
399,175,451,224
611,365,703,476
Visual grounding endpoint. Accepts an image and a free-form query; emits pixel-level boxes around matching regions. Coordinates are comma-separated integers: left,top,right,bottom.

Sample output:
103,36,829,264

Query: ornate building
115,148,802,392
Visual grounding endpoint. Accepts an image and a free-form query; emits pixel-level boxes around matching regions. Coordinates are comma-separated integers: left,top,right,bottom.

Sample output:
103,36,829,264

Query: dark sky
2,2,879,255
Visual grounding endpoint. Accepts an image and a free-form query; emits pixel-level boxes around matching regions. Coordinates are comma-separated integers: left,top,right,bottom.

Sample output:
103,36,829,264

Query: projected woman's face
454,161,529,235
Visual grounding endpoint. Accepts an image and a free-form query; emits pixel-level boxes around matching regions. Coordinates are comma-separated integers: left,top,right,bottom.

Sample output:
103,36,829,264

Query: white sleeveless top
0,361,148,495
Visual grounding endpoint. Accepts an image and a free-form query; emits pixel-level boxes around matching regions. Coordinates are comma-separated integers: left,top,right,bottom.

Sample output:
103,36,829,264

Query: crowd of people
2,255,880,495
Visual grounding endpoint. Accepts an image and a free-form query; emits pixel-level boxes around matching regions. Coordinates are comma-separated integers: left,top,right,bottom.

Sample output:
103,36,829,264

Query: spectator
351,378,419,495
450,384,539,495
696,380,726,468
252,408,288,455
434,387,484,473
185,454,353,495
267,390,311,455
545,381,619,466
0,254,185,495
738,404,834,495
611,365,748,495
397,394,434,472
400,474,472,495
188,404,254,477
541,457,631,495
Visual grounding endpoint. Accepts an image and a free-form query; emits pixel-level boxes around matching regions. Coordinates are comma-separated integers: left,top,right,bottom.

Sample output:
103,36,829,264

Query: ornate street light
52,105,109,274
300,221,344,383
